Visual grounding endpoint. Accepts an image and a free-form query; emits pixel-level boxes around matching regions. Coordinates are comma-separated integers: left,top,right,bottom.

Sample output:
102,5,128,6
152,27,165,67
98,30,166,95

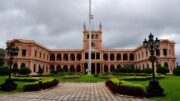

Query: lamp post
0,43,19,91
143,33,165,97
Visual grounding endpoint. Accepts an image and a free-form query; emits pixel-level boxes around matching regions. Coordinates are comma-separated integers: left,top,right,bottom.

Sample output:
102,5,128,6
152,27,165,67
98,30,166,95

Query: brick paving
0,83,148,101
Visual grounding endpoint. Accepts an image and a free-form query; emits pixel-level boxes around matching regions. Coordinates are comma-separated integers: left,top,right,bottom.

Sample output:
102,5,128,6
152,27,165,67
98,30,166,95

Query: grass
131,75,180,101
55,75,108,83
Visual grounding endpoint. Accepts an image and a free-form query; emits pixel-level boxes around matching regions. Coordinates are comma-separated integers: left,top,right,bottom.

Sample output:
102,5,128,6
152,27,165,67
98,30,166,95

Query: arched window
21,63,26,68
57,54,61,61
117,65,121,69
70,54,75,61
110,54,115,61
117,54,121,61
63,65,68,72
129,54,134,61
96,34,98,39
91,42,95,47
50,54,55,61
104,65,108,72
164,62,168,68
123,54,128,61
77,65,81,72
33,64,36,72
77,54,81,61
63,54,68,61
103,54,108,61
110,65,115,72
70,65,75,72
56,65,61,72
50,65,55,73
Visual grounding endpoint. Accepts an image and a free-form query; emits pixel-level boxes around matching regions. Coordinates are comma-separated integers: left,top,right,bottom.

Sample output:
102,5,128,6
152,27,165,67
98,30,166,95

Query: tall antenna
88,0,92,75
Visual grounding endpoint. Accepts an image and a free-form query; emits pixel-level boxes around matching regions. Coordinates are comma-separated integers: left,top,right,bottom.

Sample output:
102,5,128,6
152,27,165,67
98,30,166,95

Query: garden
0,65,180,101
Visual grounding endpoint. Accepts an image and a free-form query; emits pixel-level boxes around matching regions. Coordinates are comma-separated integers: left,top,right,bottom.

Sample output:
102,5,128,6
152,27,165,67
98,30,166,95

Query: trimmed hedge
120,75,165,81
23,79,59,91
106,78,145,97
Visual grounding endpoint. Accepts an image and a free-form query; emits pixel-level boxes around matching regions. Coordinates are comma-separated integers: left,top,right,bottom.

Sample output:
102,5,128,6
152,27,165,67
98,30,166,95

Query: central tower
83,23,102,50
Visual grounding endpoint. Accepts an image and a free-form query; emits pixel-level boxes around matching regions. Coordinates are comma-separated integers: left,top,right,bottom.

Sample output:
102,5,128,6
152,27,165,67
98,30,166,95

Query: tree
173,66,180,76
18,67,31,75
37,67,44,75
12,66,19,75
157,66,169,74
0,66,10,76
0,48,6,66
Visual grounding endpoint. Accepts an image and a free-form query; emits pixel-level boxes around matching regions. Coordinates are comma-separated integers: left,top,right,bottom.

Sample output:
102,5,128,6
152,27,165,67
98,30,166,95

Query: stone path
0,83,148,101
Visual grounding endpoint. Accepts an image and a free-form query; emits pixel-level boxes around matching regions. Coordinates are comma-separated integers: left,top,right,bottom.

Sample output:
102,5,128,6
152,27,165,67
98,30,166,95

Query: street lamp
0,43,19,91
143,33,165,97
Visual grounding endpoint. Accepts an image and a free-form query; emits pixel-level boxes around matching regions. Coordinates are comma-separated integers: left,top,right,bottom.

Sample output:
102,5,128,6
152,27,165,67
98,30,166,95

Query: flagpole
88,0,92,75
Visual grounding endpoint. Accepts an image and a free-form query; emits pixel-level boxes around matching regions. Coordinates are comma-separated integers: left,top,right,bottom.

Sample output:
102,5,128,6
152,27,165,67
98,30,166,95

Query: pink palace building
5,23,176,75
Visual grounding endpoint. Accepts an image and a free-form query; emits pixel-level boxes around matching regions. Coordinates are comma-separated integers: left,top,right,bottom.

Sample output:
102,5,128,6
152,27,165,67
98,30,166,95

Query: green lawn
131,75,180,101
55,75,108,82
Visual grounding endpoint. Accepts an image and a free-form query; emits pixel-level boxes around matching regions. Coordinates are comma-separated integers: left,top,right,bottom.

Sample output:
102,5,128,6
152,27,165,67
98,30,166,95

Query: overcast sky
0,0,180,63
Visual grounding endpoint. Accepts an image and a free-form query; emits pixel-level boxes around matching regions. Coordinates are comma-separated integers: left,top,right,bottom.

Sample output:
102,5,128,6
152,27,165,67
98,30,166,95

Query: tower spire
83,22,86,31
99,22,102,30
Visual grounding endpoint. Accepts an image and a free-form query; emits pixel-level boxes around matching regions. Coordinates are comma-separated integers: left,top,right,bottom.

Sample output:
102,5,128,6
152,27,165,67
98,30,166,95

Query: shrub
50,68,56,75
37,67,44,75
18,67,31,75
23,83,41,91
115,66,134,74
0,66,10,76
12,66,19,75
134,68,142,73
173,66,180,76
23,79,59,91
106,78,145,97
56,68,64,75
142,68,152,74
157,67,169,74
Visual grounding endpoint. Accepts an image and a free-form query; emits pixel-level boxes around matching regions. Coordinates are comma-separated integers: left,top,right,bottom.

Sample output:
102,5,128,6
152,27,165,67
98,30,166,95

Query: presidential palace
5,23,176,75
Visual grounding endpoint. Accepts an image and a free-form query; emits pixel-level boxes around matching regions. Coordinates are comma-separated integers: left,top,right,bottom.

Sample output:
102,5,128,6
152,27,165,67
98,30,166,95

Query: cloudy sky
0,0,180,63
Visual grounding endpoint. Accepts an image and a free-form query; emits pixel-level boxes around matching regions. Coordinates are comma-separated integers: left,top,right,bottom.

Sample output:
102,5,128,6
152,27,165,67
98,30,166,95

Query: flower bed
23,79,59,91
106,78,145,97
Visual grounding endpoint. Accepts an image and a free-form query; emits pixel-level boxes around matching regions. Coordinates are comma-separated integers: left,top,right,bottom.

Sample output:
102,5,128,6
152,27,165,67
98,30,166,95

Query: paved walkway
0,83,148,101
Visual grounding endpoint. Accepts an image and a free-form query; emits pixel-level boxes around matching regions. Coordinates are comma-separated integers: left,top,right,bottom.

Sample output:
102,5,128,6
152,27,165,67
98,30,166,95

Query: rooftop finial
83,22,86,30
99,22,102,30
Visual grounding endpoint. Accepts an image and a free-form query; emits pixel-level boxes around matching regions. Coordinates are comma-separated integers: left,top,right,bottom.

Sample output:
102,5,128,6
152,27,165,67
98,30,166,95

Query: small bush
157,67,169,74
23,83,41,91
12,66,19,75
37,67,44,75
0,66,10,76
134,68,142,73
18,67,31,75
106,78,145,97
173,66,180,76
142,68,152,74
